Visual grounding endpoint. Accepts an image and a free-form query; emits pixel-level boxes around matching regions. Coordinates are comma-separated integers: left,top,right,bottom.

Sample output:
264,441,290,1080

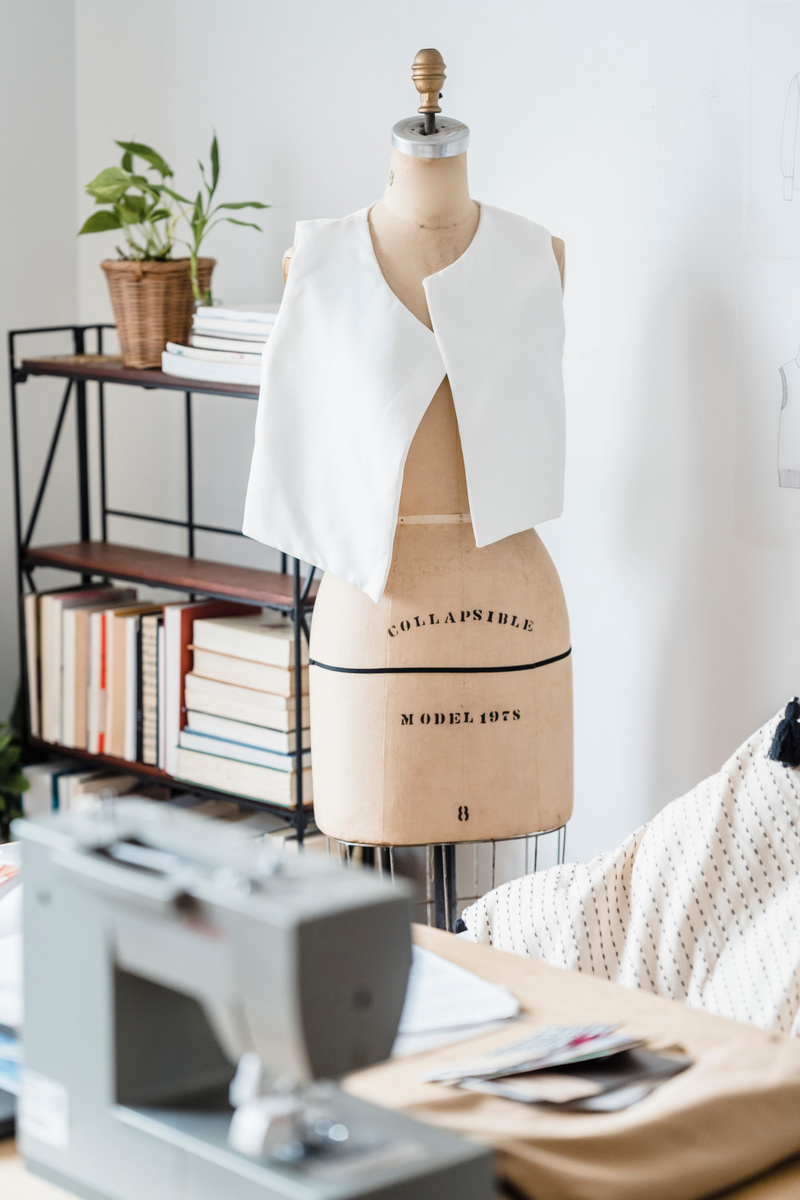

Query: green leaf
192,191,204,226
213,200,269,210
223,217,262,231
148,208,173,222
86,166,131,203
114,140,173,177
3,773,29,795
210,132,219,192
118,194,146,220
126,174,163,199
120,149,133,171
161,185,192,205
79,209,123,234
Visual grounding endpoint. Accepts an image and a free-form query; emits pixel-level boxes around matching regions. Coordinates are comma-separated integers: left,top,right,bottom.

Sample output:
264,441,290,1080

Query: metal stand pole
73,329,91,580
184,392,195,558
292,557,306,846
8,332,30,740
433,843,456,930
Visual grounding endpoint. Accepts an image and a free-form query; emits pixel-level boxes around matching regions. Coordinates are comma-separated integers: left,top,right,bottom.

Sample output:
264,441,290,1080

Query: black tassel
768,698,800,767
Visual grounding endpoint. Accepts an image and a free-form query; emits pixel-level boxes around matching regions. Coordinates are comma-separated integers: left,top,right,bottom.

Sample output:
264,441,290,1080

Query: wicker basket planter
101,257,215,369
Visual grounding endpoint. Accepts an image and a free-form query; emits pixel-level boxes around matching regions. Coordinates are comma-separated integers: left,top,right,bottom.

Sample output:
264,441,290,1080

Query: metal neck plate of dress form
391,116,469,159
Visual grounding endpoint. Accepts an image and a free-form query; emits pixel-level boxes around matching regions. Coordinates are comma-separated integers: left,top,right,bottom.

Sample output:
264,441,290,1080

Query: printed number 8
458,805,469,822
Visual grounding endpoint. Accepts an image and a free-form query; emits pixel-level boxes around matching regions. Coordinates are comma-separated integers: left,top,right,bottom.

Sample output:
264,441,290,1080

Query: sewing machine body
16,802,493,1200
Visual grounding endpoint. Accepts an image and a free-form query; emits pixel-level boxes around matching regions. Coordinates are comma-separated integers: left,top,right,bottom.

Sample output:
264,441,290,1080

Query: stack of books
176,613,311,808
24,588,309,810
161,304,278,385
22,760,144,814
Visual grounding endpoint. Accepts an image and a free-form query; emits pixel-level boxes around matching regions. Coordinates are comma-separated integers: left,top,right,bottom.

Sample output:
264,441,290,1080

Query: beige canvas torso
287,178,573,847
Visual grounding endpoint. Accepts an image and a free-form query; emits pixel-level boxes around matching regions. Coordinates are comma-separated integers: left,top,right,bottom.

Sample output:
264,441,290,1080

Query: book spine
24,594,40,739
98,613,107,754
157,621,165,771
135,618,144,764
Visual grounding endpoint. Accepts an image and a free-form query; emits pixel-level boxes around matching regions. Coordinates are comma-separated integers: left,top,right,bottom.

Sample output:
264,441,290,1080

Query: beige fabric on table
461,706,800,1036
346,927,800,1200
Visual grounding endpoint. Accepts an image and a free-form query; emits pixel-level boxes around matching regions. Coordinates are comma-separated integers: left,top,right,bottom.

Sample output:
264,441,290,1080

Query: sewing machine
16,800,492,1200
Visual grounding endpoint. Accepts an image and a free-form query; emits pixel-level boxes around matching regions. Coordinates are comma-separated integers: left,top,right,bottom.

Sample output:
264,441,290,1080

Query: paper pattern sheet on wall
738,7,800,543
736,259,800,545
746,5,800,258
778,351,800,487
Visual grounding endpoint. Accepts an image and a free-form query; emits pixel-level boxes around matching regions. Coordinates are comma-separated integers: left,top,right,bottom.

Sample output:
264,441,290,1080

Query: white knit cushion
461,706,800,1035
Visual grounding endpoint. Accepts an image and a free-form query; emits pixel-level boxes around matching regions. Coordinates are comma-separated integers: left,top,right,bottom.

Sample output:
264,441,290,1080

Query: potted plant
0,723,28,842
79,137,267,369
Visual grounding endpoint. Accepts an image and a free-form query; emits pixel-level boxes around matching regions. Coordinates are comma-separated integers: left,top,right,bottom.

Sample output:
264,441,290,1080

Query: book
166,341,262,365
161,351,261,386
191,328,270,344
134,615,143,763
40,586,135,745
63,593,137,749
22,760,81,815
191,647,307,696
87,609,108,754
191,333,268,353
191,315,275,336
157,622,166,770
175,746,312,807
140,613,161,765
192,613,309,668
178,728,311,772
107,604,162,760
24,592,42,738
64,606,92,749
185,674,309,731
194,304,278,324
186,710,310,754
57,769,139,813
23,586,83,738
86,599,140,754
163,600,254,777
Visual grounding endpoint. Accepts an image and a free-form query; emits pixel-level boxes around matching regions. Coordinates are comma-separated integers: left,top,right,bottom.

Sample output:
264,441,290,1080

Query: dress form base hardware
327,826,568,932
391,116,470,158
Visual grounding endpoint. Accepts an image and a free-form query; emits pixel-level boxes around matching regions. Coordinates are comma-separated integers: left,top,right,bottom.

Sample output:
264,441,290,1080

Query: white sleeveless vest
242,203,566,603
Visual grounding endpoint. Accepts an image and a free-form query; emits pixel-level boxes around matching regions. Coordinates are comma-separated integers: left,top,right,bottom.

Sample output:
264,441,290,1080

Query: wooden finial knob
412,48,445,115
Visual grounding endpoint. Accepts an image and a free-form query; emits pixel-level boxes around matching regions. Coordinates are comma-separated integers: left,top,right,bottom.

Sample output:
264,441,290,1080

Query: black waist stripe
308,647,572,676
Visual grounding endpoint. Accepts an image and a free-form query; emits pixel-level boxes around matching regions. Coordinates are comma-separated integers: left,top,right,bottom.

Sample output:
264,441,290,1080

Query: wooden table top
4,929,800,1199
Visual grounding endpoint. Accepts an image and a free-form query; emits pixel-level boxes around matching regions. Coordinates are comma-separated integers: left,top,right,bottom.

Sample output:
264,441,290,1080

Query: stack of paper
392,947,520,1057
423,1023,691,1112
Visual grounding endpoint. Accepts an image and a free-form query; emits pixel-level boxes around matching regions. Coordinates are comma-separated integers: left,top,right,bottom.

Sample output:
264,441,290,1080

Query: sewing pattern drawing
778,353,800,488
781,74,800,199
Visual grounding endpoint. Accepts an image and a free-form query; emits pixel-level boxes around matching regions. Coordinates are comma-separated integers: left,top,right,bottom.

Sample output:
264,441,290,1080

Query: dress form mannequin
289,51,573,847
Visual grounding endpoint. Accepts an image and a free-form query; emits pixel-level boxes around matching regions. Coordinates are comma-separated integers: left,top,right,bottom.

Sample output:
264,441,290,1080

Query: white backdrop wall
55,0,800,861
0,0,77,722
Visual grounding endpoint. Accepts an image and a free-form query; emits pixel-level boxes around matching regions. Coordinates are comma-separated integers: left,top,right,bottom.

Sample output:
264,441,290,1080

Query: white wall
57,0,800,862
0,0,77,722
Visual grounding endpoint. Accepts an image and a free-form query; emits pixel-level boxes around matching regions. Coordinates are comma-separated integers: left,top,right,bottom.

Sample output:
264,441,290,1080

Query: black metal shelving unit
8,323,316,841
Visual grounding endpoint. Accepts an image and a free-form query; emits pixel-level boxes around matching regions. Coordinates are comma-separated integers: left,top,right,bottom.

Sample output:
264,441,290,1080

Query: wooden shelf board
19,354,260,399
29,738,312,818
24,542,317,608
